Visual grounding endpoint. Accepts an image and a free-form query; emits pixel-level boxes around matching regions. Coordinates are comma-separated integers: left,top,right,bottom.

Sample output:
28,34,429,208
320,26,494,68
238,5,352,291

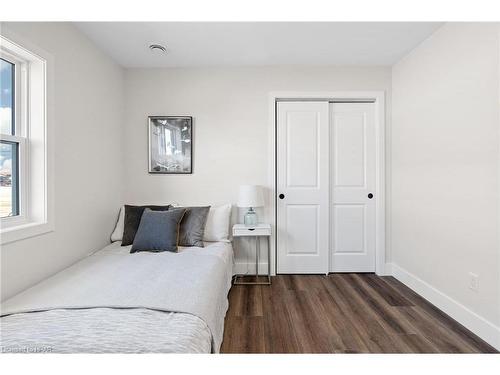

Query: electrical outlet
469,272,479,292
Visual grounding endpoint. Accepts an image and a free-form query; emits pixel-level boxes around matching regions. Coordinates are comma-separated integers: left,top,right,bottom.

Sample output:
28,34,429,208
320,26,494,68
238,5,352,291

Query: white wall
0,22,124,300
123,66,391,269
392,23,500,343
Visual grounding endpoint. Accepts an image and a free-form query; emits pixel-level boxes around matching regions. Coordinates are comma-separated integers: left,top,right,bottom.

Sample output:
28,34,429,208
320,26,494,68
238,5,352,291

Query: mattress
0,241,234,354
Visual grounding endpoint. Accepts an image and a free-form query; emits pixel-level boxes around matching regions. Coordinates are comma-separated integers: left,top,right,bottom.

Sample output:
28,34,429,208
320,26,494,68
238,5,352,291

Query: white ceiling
75,22,442,68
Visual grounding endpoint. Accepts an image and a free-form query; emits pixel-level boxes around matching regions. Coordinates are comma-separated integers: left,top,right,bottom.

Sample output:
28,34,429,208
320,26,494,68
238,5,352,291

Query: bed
0,240,234,354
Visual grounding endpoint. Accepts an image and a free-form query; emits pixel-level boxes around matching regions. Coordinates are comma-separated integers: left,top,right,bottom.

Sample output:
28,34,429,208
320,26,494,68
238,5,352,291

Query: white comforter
0,241,233,353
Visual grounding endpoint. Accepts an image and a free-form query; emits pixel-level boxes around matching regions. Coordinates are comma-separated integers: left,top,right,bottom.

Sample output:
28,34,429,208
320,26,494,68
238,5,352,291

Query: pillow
110,206,125,242
122,204,171,246
203,204,232,242
130,208,187,253
172,206,210,247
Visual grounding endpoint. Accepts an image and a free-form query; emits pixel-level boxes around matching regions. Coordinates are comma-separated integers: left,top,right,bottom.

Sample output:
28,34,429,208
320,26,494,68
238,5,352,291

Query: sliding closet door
330,102,376,272
277,101,329,274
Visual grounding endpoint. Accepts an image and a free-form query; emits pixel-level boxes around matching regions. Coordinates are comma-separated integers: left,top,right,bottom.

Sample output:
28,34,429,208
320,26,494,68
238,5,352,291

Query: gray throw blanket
1,245,231,352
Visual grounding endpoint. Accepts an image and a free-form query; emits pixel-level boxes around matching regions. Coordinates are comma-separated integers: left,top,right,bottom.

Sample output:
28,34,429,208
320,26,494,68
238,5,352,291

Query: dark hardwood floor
220,274,497,353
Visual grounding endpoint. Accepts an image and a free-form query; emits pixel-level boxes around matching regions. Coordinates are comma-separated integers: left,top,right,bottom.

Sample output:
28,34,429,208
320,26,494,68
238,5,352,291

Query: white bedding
0,241,233,354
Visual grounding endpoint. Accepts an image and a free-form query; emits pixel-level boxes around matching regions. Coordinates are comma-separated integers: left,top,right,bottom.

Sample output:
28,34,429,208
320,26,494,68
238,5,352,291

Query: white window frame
0,34,54,244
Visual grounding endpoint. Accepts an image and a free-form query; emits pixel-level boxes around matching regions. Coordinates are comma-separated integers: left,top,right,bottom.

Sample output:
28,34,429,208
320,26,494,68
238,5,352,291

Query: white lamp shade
237,185,264,208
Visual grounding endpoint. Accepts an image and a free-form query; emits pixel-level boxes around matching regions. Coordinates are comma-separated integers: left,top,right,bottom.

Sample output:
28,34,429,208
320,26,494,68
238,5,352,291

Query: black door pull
279,194,285,199
368,193,374,199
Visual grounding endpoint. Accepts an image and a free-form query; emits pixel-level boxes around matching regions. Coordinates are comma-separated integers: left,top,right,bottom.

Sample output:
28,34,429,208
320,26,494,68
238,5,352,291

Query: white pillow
110,206,125,242
203,204,232,242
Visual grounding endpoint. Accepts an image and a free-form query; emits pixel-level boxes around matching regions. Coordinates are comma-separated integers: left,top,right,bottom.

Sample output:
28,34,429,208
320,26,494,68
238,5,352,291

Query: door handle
279,193,285,200
368,193,374,199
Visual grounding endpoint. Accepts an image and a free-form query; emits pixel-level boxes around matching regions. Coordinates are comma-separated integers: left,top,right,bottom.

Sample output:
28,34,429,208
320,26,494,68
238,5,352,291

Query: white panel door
277,101,329,274
331,102,376,272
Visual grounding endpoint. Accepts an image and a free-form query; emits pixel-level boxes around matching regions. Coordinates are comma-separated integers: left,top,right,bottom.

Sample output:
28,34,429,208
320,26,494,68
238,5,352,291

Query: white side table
232,223,271,285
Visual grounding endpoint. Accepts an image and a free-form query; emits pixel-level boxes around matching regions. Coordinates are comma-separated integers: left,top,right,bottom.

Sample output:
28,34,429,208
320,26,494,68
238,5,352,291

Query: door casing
267,91,387,276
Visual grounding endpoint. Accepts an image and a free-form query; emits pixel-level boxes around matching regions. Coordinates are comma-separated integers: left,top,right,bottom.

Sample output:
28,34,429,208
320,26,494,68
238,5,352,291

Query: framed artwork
148,116,193,174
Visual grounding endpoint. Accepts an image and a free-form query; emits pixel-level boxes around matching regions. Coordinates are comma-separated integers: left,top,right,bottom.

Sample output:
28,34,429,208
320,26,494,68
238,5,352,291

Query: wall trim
390,262,500,350
383,262,392,276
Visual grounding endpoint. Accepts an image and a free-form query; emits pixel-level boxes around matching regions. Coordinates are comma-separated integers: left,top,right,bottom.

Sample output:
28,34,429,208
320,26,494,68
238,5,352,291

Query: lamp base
244,207,258,227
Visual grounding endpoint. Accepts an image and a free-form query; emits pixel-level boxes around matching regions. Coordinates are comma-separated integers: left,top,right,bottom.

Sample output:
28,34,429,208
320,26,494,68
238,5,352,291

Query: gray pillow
130,208,186,253
122,204,171,246
173,206,211,247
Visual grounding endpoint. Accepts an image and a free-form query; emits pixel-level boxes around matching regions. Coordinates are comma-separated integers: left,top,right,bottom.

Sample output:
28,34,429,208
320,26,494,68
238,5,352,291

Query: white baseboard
233,261,269,276
390,263,500,350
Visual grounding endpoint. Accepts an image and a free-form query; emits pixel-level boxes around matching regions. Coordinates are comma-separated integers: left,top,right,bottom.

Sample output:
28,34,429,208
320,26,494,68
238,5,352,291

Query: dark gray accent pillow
130,208,187,253
122,204,171,246
173,206,211,247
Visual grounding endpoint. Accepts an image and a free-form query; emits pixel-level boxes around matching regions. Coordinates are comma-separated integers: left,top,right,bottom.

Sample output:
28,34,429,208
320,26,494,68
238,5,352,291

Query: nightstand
232,223,271,285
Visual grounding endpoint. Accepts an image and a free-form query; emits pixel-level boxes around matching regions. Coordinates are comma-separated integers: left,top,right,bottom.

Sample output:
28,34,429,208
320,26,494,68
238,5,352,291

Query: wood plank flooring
220,274,497,353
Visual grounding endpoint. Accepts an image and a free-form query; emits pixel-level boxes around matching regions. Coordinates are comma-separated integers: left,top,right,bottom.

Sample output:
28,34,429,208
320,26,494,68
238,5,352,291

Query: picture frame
148,116,193,174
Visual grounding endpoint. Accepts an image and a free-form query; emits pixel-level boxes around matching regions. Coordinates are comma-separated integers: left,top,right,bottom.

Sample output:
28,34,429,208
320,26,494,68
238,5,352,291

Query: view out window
0,57,19,218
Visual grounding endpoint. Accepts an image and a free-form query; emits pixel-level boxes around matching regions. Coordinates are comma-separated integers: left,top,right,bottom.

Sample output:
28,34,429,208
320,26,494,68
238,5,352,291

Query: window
0,35,53,244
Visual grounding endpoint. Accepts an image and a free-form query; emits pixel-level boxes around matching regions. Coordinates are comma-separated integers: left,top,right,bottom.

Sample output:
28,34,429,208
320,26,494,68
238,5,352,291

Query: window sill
1,221,54,245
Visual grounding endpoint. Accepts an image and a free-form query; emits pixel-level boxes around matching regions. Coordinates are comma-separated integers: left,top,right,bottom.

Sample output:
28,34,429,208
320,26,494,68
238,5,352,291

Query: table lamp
237,185,264,227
